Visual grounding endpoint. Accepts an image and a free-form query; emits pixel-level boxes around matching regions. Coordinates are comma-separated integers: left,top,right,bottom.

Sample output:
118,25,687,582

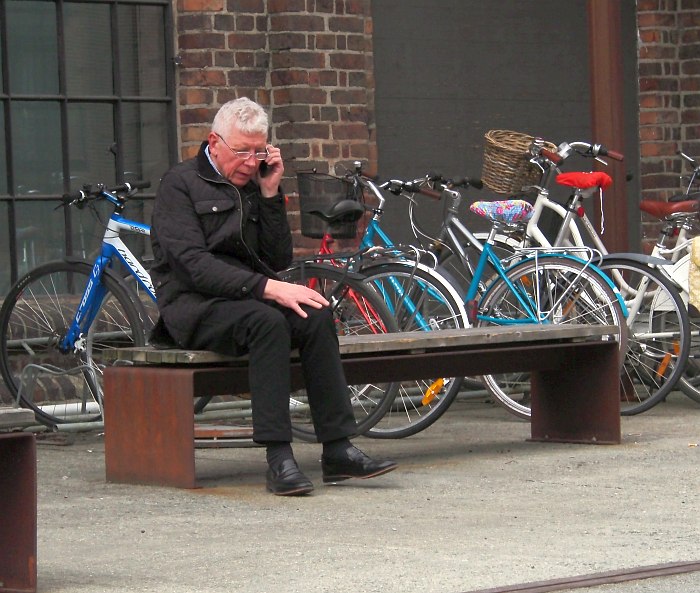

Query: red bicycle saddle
556,171,613,190
639,199,699,219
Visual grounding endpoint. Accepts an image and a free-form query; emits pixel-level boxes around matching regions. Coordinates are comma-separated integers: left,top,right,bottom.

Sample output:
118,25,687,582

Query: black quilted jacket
150,141,292,347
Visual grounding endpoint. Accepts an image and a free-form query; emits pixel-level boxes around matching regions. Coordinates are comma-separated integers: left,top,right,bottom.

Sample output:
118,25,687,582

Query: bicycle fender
285,261,368,283
514,253,629,317
599,252,672,267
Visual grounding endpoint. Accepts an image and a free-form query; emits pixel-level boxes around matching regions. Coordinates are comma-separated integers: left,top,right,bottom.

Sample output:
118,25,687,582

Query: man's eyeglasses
216,133,268,161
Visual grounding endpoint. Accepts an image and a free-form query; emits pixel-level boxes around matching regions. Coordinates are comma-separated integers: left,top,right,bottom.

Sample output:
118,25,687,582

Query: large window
0,0,176,292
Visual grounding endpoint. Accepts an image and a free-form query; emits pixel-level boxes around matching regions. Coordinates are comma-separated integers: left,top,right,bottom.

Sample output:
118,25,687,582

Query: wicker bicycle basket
296,172,364,239
482,130,557,194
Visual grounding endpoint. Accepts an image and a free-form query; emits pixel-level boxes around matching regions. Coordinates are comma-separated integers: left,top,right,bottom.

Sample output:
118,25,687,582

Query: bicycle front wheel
360,261,470,438
280,263,400,441
0,260,146,426
478,255,627,419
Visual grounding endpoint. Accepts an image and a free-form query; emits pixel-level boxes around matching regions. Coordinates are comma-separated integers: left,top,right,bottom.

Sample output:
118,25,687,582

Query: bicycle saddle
556,171,613,190
639,199,699,219
469,199,534,224
304,199,365,224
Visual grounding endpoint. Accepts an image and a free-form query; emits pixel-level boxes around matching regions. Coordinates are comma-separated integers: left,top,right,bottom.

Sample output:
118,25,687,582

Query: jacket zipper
198,172,278,278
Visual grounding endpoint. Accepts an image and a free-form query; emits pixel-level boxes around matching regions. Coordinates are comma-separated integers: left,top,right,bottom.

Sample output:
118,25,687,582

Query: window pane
64,3,113,96
0,108,6,195
12,101,62,194
67,103,115,190
6,0,59,94
70,200,112,260
16,199,66,266
0,202,9,294
122,102,168,188
119,5,167,97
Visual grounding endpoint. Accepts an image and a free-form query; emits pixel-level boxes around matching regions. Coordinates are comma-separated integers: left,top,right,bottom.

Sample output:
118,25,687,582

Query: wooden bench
0,407,37,593
103,324,622,488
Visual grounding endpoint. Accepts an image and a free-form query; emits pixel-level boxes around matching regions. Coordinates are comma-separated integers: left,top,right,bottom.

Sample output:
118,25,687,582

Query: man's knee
245,305,290,343
300,305,335,331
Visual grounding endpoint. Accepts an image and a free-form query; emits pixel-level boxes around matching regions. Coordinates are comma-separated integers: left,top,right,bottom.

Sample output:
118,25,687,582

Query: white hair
212,97,269,136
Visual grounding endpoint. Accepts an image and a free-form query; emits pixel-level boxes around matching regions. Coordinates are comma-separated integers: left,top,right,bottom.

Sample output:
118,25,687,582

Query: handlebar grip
114,180,151,193
62,190,87,204
603,149,624,161
540,148,563,165
418,187,442,200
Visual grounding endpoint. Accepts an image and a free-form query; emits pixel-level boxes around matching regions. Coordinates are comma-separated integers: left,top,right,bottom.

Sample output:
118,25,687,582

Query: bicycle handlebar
533,140,624,167
62,180,151,205
678,150,699,169
382,174,482,201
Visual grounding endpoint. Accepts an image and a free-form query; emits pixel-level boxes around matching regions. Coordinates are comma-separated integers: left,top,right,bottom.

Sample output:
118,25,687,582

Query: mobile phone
259,160,269,177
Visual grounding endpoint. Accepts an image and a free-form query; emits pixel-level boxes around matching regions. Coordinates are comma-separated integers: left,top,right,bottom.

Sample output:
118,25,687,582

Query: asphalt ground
32,390,700,593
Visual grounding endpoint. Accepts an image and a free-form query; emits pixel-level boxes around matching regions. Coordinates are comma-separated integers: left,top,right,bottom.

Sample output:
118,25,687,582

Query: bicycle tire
359,261,470,438
280,262,400,441
598,257,690,414
0,260,146,426
665,253,700,405
478,255,627,419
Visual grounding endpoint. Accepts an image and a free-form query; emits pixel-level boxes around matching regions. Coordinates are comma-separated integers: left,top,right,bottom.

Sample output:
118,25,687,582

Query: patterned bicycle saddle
469,199,534,224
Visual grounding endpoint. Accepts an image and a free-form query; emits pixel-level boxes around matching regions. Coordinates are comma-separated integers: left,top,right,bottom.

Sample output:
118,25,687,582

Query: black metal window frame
0,0,177,284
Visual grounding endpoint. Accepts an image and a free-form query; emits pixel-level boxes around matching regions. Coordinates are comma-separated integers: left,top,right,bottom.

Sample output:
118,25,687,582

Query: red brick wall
637,0,700,242
174,1,699,250
174,0,375,252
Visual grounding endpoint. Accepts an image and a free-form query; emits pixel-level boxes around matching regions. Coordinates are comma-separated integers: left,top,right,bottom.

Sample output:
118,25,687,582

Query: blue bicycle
0,182,156,426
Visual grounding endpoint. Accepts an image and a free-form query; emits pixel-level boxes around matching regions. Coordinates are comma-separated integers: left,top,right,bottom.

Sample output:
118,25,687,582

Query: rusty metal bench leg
530,341,621,444
0,432,37,593
104,367,198,488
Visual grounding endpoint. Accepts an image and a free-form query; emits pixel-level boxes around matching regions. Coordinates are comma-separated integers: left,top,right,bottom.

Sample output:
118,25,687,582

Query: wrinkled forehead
223,128,268,148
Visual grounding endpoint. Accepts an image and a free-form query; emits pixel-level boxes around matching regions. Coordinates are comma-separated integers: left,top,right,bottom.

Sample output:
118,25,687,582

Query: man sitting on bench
150,97,397,496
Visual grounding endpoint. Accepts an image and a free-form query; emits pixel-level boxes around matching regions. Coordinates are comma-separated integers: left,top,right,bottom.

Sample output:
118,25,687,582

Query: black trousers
188,299,358,443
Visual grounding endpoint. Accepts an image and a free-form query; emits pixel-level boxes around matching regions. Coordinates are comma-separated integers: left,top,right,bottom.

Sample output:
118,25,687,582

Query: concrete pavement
33,391,700,593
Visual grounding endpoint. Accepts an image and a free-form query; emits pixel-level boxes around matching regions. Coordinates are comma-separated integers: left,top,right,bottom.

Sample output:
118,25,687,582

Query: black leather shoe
266,459,314,496
322,445,397,483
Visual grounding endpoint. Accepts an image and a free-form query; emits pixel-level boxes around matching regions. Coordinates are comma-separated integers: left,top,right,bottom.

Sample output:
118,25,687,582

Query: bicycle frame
59,191,155,354
421,183,627,321
521,179,696,306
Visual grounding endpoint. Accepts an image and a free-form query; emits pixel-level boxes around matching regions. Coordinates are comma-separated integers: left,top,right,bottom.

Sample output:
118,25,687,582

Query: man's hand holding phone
258,144,284,198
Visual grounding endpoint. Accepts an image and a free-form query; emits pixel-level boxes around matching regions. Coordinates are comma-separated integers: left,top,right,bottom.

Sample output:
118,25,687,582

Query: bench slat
109,324,619,366
0,407,36,430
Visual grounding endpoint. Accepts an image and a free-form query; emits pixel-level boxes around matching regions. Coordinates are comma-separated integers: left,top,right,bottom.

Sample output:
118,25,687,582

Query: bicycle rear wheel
280,263,400,441
478,255,627,419
0,260,146,426
360,261,470,438
599,258,690,414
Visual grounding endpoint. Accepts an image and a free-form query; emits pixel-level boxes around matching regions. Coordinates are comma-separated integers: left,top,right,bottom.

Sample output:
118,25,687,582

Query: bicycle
293,166,627,430
391,173,629,420
0,181,154,426
436,140,693,415
0,182,399,437
286,167,470,438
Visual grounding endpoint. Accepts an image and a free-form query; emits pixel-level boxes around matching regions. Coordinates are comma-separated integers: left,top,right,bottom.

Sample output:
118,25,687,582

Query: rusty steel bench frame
0,408,37,593
103,324,622,488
